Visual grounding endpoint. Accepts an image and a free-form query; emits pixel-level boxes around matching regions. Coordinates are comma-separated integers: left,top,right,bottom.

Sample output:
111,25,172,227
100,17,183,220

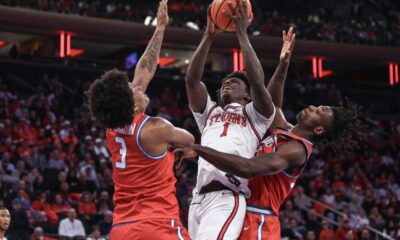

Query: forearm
192,144,253,178
133,26,166,91
237,33,264,88
267,61,290,108
186,33,214,86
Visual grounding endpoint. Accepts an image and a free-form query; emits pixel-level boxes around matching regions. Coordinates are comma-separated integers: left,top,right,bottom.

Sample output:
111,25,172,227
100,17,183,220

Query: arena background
0,0,399,239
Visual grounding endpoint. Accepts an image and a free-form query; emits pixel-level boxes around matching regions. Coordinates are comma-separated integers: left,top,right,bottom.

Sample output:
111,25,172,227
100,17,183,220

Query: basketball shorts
110,218,190,240
189,190,246,240
239,205,280,240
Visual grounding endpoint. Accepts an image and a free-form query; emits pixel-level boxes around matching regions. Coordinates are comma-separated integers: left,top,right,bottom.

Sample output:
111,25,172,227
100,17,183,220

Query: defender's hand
280,27,296,63
157,0,169,30
174,148,198,162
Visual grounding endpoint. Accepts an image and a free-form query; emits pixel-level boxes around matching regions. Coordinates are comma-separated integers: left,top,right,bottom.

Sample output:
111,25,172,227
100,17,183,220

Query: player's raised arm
267,27,296,108
185,6,222,113
184,142,305,179
131,0,169,92
226,0,274,118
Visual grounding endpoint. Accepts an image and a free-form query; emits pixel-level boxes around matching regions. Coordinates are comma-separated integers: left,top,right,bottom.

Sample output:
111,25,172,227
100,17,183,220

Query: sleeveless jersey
247,128,313,215
192,96,275,197
106,114,180,224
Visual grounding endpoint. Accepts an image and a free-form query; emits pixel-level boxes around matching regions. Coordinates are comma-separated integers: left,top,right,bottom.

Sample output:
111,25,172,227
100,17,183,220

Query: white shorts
188,190,246,240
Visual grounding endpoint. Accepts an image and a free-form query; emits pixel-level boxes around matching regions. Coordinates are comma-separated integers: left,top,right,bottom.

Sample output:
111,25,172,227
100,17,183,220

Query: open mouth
222,86,232,91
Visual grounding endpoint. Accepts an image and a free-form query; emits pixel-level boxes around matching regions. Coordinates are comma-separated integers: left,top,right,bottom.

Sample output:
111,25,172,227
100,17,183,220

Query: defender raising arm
131,0,169,92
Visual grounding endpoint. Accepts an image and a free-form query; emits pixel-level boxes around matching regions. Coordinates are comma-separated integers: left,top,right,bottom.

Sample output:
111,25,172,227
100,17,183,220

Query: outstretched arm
149,118,195,148
227,0,274,118
186,7,222,113
267,27,296,108
189,141,305,178
131,0,169,92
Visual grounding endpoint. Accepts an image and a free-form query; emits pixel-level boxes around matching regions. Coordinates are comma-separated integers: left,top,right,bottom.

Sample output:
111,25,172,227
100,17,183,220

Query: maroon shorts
110,218,190,240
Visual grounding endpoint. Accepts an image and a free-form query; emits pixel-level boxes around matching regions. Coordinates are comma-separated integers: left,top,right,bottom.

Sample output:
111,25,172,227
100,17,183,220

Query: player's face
296,105,333,136
132,87,150,114
0,209,10,231
220,78,251,105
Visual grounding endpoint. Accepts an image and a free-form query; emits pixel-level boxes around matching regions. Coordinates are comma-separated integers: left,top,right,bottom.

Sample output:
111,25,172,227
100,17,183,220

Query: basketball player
178,27,365,240
185,1,275,239
87,1,193,239
0,207,10,240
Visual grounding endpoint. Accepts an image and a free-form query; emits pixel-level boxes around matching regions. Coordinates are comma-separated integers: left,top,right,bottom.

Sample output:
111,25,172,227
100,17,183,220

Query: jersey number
115,137,127,169
220,122,230,137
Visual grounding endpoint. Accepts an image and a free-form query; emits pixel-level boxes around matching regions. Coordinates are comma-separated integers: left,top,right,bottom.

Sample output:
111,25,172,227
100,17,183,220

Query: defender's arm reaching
131,0,169,92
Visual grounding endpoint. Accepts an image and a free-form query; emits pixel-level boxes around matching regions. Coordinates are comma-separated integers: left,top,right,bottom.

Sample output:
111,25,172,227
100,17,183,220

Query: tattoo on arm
138,29,164,73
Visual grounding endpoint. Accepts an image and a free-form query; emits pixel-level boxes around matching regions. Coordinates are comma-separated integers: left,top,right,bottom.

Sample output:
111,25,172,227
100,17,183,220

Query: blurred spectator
96,210,112,237
31,226,57,240
86,225,106,240
319,219,334,240
306,230,316,240
8,199,30,240
58,209,86,239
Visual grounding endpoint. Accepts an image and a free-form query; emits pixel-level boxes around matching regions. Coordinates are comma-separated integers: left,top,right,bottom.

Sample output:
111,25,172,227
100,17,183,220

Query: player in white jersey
185,3,275,239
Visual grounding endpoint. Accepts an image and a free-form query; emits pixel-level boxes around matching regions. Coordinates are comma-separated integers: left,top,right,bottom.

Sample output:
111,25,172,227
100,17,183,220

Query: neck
0,230,5,238
223,99,248,107
291,125,314,141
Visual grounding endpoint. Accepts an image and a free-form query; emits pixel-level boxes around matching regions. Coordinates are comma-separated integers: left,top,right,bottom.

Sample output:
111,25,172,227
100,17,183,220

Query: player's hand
224,0,253,36
206,5,222,38
173,148,198,162
280,27,296,64
157,0,169,30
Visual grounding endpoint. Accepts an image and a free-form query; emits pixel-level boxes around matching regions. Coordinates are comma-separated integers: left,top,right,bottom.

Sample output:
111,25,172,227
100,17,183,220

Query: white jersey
192,96,275,197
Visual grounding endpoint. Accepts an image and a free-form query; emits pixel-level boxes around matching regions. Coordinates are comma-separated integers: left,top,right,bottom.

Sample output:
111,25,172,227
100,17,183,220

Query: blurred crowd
0,0,399,46
0,65,399,240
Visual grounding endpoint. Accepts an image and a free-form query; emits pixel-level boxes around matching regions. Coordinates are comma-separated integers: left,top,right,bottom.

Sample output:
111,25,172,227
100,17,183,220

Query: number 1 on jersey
115,137,127,169
220,122,230,137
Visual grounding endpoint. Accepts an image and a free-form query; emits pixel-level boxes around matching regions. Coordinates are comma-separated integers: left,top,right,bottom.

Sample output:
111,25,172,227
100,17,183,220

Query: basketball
210,0,253,32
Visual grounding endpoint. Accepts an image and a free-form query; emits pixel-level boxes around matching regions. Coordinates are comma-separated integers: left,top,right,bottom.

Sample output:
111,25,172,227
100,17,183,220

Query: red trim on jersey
205,103,218,127
242,108,262,141
224,105,242,110
275,129,313,158
217,192,240,240
274,129,313,178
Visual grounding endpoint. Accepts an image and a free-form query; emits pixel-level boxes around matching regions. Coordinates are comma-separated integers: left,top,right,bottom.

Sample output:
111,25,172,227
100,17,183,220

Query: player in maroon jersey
87,1,194,239
176,27,366,239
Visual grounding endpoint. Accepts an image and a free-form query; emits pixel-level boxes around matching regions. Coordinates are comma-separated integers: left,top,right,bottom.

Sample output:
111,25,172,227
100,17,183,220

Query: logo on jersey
257,136,275,155
225,173,241,187
208,112,247,127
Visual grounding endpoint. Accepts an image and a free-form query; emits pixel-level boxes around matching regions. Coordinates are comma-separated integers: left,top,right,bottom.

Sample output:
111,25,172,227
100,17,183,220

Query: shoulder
145,117,173,129
271,108,293,129
140,117,174,137
276,141,307,167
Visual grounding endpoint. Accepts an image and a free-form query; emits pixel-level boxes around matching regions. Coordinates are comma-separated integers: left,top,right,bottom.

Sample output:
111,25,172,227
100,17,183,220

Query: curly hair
86,69,134,129
324,100,367,159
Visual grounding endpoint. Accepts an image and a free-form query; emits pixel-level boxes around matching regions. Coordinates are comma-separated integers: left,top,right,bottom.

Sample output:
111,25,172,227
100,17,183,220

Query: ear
244,93,252,102
314,126,325,136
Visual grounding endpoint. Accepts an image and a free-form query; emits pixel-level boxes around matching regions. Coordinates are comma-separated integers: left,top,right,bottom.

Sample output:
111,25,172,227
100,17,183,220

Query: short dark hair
323,100,366,159
86,69,134,129
217,71,251,105
221,71,250,92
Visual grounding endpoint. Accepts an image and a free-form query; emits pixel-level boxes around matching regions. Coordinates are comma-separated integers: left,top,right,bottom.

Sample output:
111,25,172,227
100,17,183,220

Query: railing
295,194,394,240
